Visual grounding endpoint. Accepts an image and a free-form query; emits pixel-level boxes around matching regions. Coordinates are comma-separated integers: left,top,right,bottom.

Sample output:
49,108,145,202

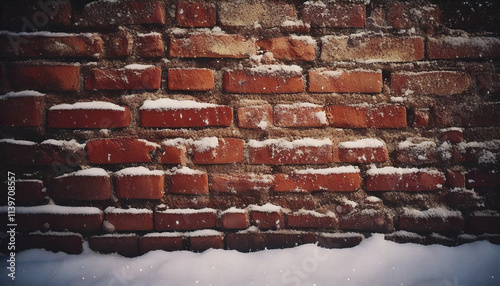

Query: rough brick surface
399,211,465,233
0,1,72,30
192,138,244,164
237,105,273,129
211,173,273,193
168,171,209,195
257,37,316,61
155,210,216,231
366,169,445,191
103,31,133,58
326,105,407,128
104,209,153,231
190,234,224,251
89,235,139,257
391,71,471,96
49,175,111,201
85,67,161,90
218,1,295,28
47,107,131,129
286,211,338,229
86,138,156,164
224,68,304,94
140,235,184,253
427,37,500,59
0,96,42,127
273,171,362,192
387,2,441,32
141,104,233,128
177,2,216,27
77,1,165,27
251,211,285,230
11,180,46,203
274,104,327,127
341,210,394,233
14,210,103,233
247,140,333,165
433,104,500,127
135,33,164,57
115,174,165,199
9,64,80,91
169,33,256,58
218,210,250,229
302,2,366,28
309,69,382,93
338,145,389,163
168,68,215,91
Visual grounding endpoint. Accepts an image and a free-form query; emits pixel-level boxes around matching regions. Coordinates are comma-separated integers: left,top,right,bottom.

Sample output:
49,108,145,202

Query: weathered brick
318,232,364,248
337,139,388,163
89,235,139,257
9,64,80,91
321,35,424,62
103,31,133,58
399,208,464,233
159,140,188,165
169,33,256,58
104,207,153,231
0,92,43,127
168,167,209,195
446,169,466,188
396,140,440,165
115,167,165,199
302,2,365,28
0,32,103,58
274,103,328,127
168,68,214,91
433,103,500,127
189,230,224,251
49,168,111,201
280,20,311,33
177,2,216,27
154,208,216,231
264,231,311,249
477,72,500,95
257,37,316,61
218,1,295,28
453,141,500,164
391,71,471,96
366,167,445,191
224,66,304,94
237,105,273,129
466,170,500,188
47,102,130,129
250,204,285,230
85,66,161,90
341,209,394,233
17,232,82,254
135,32,164,57
440,128,463,143
326,104,407,128
0,1,72,30
411,109,430,128
387,2,441,32
10,180,46,203
287,210,338,229
309,69,382,93
218,209,250,230
468,211,500,233
273,167,361,192
211,173,273,194
247,138,333,165
140,233,184,253
86,138,156,164
140,98,233,128
226,232,266,252
77,1,166,27
192,138,244,164
427,37,500,60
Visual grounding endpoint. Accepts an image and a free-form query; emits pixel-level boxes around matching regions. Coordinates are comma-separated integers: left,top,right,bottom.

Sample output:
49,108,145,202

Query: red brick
135,32,164,57
17,232,83,254
0,1,72,30
140,234,184,253
399,208,464,233
168,68,214,91
159,140,188,165
12,180,46,203
257,37,316,61
466,170,500,188
338,139,388,163
280,20,311,33
273,168,361,192
411,109,430,128
440,129,463,143
86,138,156,164
287,210,337,229
103,31,133,58
0,94,42,127
12,205,103,232
0,33,103,58
247,138,333,165
340,209,394,233
169,33,256,58
326,104,407,128
218,1,295,28
177,2,216,27
237,105,273,129
9,64,80,91
77,1,166,26
211,173,273,193
89,235,139,257
396,141,440,165
224,67,304,94
274,104,327,127
391,71,471,96
218,209,250,230
154,208,216,231
366,168,445,191
140,99,233,128
446,169,466,188
85,66,161,90
192,138,244,164
477,72,500,95
428,37,500,60
47,104,130,129
321,36,424,62
104,207,153,231
251,209,284,230
49,170,111,201
226,232,266,252
468,211,500,233
453,142,500,164
433,103,500,127
168,168,209,195
309,69,382,93
264,231,311,249
115,167,165,199
189,231,224,252
387,2,441,33
318,233,364,248
302,2,365,28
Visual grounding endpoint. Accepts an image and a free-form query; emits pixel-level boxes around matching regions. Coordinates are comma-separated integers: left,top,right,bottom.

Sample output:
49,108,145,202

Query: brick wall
1,0,499,256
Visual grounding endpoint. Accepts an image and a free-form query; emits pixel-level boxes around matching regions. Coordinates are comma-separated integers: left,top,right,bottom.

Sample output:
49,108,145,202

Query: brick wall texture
1,0,499,256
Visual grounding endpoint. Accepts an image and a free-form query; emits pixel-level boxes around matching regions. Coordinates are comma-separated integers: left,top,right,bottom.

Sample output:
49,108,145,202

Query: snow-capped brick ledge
1,0,499,255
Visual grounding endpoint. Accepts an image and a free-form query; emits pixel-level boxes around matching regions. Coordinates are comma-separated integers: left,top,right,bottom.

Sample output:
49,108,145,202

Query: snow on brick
94,233,138,238
0,205,102,215
49,101,125,111
0,138,36,146
55,168,109,179
115,166,164,177
0,31,94,37
385,230,425,240
156,208,216,215
338,139,385,149
40,139,85,149
398,139,436,149
123,64,155,70
139,98,219,111
29,230,83,237
166,166,205,175
248,64,303,75
471,210,500,217
137,139,161,148
247,138,332,149
187,229,223,237
104,207,153,214
294,209,336,218
0,90,45,99
294,166,360,175
401,207,462,219
192,137,219,152
319,232,365,239
247,203,283,213
365,196,382,203
366,166,441,176
219,207,248,216
143,232,184,238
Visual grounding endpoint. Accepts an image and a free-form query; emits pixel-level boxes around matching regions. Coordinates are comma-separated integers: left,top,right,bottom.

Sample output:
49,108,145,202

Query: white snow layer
49,101,125,111
0,205,102,215
115,166,164,177
367,166,442,176
3,234,498,285
0,90,45,99
247,138,332,149
104,207,152,214
140,98,219,110
55,168,109,179
294,166,360,174
338,139,385,149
